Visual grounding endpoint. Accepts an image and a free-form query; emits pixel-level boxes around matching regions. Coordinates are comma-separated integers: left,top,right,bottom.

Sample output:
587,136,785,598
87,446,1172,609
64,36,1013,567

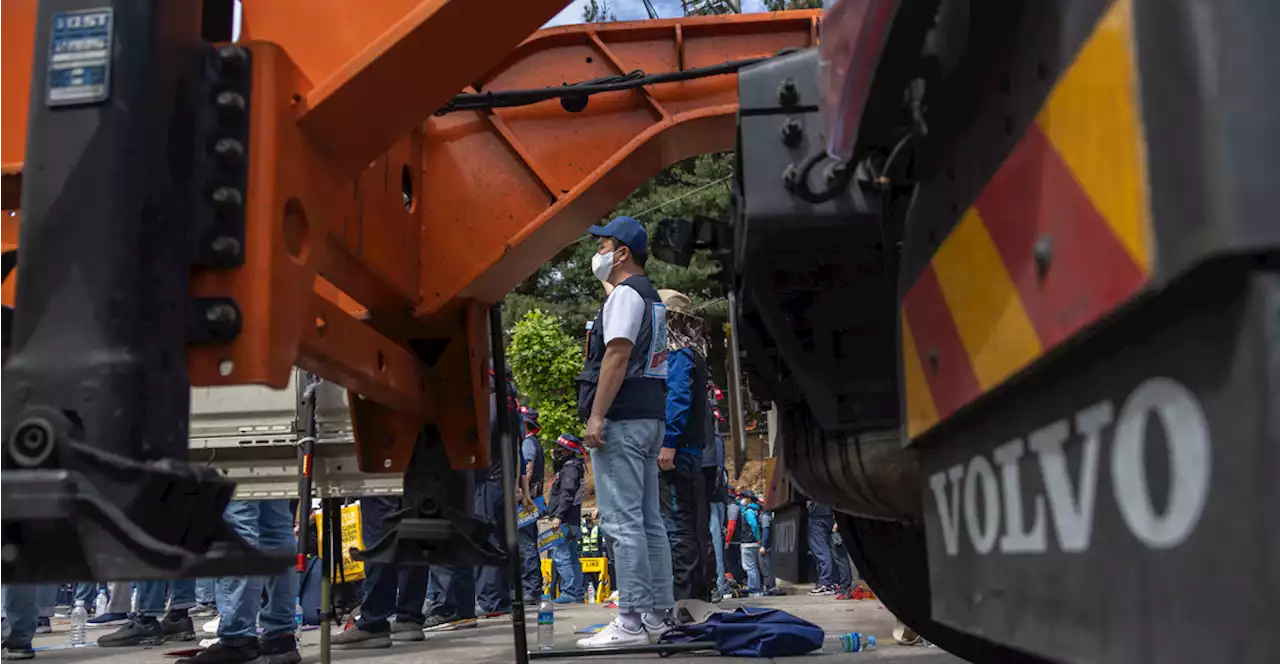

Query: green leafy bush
508,310,585,457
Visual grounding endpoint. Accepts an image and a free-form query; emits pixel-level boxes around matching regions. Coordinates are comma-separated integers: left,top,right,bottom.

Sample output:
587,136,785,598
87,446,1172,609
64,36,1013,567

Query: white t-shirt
602,285,646,344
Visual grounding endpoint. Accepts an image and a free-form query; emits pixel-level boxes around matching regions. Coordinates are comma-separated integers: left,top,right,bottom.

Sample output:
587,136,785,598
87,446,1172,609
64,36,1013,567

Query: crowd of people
0,216,860,659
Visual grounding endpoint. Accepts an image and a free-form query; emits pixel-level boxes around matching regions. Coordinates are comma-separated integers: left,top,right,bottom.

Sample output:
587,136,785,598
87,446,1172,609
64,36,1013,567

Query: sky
545,0,776,27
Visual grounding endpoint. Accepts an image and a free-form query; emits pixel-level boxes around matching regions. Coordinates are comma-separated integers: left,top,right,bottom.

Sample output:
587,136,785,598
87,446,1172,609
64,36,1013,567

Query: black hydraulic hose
296,374,320,573
437,50,797,115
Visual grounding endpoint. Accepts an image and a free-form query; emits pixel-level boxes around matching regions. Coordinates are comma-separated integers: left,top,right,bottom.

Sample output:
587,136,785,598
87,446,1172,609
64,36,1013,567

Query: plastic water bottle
585,582,596,605
94,589,109,617
536,594,555,651
837,632,877,652
69,600,88,647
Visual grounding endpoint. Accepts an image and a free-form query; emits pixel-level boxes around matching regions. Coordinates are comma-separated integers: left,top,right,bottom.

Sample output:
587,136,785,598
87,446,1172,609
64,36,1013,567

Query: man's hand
658,446,676,471
585,415,606,448
551,517,562,531
523,497,537,514
759,546,767,556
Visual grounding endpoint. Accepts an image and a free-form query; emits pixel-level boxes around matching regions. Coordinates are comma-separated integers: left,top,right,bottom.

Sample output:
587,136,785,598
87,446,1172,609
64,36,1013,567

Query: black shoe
2,641,35,661
257,633,300,664
174,638,260,664
162,611,196,642
98,617,164,647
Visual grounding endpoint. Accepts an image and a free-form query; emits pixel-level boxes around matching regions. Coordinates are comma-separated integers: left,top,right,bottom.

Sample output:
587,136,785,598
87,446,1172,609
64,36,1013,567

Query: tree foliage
582,0,617,22
507,309,585,448
763,0,824,10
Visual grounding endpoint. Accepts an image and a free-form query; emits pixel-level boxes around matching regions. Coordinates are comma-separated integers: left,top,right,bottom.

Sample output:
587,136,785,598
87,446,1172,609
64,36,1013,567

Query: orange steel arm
1,6,821,474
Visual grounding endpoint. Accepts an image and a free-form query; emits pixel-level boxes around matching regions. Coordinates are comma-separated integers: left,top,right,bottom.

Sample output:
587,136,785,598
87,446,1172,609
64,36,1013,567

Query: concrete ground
29,594,966,664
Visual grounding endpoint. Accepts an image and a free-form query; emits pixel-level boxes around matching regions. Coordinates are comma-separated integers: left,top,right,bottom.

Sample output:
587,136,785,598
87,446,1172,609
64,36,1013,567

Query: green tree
507,309,585,453
503,153,734,338
582,0,617,22
763,0,823,10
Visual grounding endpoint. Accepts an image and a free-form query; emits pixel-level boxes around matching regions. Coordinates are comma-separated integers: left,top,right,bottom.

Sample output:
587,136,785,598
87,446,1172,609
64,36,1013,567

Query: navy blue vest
577,275,668,421
523,434,545,498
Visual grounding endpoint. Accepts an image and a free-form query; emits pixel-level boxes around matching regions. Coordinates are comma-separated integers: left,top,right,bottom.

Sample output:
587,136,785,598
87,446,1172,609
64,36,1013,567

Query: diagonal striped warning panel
901,0,1154,438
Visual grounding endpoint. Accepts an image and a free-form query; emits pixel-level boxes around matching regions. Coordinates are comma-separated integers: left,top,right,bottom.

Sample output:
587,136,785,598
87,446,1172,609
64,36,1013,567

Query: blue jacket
664,348,710,454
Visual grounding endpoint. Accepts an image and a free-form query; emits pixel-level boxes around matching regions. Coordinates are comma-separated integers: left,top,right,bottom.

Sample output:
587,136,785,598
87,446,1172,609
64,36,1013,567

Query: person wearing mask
726,490,764,595
548,434,587,604
575,217,673,648
173,501,298,664
580,512,601,558
518,407,547,604
656,289,713,603
806,501,838,595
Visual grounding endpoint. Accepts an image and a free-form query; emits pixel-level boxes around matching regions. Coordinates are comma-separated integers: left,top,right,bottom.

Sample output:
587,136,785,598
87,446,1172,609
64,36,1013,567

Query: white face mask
591,250,616,282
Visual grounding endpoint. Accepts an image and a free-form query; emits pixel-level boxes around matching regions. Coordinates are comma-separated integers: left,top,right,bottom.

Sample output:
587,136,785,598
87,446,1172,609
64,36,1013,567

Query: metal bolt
1033,234,1054,279
205,303,239,324
211,186,243,212
215,91,246,121
468,455,477,465
781,163,799,190
9,417,56,468
217,45,249,72
383,459,392,468
778,78,799,107
823,162,849,187
927,347,939,374
210,235,241,261
213,138,245,167
218,359,235,377
779,118,803,147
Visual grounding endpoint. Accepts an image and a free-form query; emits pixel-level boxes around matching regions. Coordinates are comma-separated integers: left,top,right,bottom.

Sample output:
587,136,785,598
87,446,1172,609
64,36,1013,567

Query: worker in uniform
574,216,674,648
518,407,547,603
705,433,731,601
548,434,587,604
656,289,713,602
579,512,603,594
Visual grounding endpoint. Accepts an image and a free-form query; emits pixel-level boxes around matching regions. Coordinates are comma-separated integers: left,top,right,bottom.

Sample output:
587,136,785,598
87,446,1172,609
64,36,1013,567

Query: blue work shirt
663,348,705,454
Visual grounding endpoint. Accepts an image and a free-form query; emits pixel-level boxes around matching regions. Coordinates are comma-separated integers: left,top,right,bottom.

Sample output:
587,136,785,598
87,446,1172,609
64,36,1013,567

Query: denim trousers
832,532,854,589
195,579,216,606
426,566,475,620
659,451,708,601
739,543,762,593
708,502,728,594
518,523,543,601
474,479,511,613
2,585,55,648
588,418,673,614
136,578,195,617
218,500,297,639
807,511,835,587
357,497,427,632
548,524,583,601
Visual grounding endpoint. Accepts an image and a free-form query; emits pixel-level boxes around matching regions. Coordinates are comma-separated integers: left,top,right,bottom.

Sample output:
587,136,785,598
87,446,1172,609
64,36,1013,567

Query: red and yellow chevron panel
901,0,1154,439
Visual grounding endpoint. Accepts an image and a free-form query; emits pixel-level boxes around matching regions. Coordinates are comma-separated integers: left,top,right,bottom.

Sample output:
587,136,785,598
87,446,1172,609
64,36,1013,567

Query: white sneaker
575,618,648,649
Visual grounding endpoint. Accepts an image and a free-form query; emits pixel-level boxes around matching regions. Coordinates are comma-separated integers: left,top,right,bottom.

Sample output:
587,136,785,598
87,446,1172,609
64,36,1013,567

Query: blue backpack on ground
659,607,825,657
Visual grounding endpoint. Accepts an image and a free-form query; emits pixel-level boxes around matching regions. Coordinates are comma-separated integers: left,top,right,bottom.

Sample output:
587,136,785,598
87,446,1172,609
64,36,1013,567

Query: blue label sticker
47,8,113,107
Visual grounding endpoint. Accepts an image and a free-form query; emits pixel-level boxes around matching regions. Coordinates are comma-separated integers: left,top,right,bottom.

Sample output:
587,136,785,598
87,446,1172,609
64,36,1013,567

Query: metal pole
490,304,529,664
319,497,338,664
296,374,319,573
725,291,750,479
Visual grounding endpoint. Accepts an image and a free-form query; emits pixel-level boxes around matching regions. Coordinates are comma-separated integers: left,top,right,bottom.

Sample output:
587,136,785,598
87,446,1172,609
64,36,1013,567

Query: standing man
547,433,586,604
806,501,838,595
706,444,731,602
475,363,525,616
518,407,547,604
656,289,712,602
575,216,674,648
331,496,429,648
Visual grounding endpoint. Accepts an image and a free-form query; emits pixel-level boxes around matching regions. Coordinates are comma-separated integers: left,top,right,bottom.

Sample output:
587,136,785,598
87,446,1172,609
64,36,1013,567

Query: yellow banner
315,503,366,582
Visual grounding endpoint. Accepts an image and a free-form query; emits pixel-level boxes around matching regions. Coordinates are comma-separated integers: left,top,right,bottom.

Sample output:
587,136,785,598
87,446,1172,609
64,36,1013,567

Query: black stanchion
490,304,530,664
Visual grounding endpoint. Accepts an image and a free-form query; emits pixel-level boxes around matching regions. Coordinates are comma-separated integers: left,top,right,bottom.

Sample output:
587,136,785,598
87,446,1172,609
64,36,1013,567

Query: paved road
29,594,967,664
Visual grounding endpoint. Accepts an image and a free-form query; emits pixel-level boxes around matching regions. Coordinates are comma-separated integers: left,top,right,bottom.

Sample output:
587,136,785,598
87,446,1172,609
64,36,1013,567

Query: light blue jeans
588,418,673,614
708,502,728,594
195,579,216,606
548,524,584,601
217,500,297,639
740,544,762,594
2,585,54,648
136,579,195,617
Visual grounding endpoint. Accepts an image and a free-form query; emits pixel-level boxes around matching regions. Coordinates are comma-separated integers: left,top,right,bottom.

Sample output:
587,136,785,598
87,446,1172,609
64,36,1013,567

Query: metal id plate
46,8,113,107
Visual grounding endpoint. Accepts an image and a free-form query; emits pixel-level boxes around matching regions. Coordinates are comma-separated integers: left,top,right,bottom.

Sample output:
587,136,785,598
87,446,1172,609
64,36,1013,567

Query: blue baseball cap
588,216,648,264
